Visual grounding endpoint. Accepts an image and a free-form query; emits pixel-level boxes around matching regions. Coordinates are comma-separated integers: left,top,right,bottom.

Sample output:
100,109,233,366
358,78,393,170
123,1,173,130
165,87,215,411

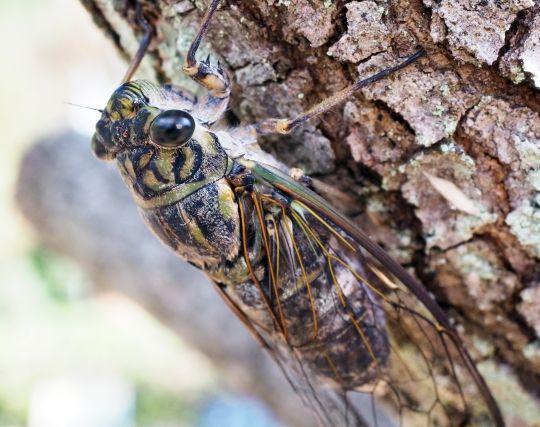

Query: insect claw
204,54,211,65
289,167,312,187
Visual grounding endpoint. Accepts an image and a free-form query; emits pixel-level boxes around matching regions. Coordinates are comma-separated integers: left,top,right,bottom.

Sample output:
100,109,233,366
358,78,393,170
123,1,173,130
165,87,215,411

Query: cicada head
92,80,196,160
92,80,230,209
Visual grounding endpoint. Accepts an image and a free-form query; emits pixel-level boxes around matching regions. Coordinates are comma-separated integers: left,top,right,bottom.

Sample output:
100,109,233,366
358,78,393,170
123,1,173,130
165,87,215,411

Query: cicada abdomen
229,179,391,389
90,1,505,426
220,161,501,426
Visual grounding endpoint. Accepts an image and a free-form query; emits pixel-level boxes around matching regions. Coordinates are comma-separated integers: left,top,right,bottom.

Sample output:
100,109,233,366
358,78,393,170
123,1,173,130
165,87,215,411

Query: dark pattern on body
93,80,388,391
91,52,505,424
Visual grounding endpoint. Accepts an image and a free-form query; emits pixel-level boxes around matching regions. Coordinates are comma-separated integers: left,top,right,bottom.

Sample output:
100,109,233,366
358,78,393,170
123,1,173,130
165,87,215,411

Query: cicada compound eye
150,110,195,148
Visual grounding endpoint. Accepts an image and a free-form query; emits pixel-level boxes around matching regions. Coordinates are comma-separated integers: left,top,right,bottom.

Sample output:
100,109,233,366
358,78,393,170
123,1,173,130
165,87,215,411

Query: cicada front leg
182,0,230,125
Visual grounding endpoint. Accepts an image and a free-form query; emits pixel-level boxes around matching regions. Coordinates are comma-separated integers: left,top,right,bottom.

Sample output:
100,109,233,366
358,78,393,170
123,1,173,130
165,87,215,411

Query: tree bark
27,0,540,425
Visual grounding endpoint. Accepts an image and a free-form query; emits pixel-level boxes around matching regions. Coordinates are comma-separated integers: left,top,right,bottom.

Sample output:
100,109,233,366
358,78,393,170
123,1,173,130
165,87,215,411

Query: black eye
150,110,195,148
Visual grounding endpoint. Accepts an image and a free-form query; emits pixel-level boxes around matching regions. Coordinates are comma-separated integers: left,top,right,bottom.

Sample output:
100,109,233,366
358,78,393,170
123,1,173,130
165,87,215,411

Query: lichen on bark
423,0,534,66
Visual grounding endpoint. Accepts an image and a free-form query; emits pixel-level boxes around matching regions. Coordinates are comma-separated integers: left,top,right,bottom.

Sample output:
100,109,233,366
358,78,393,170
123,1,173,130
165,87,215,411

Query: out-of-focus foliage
0,1,225,426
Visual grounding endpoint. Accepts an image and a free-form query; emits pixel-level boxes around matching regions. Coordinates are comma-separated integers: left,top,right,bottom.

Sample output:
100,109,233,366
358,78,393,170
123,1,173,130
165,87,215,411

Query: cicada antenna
65,102,104,113
121,2,153,83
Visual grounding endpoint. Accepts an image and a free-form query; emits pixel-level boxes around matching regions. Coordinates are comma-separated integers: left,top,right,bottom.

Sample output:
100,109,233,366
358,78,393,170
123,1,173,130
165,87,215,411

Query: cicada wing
212,278,388,427
234,159,504,427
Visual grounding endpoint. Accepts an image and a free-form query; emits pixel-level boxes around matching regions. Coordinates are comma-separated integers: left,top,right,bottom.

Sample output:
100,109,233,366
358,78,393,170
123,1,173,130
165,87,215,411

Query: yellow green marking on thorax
117,130,231,209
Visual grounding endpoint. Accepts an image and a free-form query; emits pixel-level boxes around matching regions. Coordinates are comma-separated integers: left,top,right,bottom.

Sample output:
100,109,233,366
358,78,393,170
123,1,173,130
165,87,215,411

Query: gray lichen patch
156,3,280,92
518,285,540,338
158,16,200,90
357,53,478,147
477,361,540,425
461,97,540,209
401,144,497,250
327,1,391,63
424,0,534,66
530,169,540,191
506,200,540,259
430,240,522,348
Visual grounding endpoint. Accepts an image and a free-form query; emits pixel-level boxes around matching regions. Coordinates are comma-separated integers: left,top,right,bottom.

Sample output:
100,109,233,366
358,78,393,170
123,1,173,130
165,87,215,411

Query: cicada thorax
118,138,247,272
92,81,251,276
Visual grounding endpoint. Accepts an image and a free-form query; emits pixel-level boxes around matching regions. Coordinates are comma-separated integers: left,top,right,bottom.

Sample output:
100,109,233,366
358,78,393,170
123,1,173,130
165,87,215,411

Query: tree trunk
29,0,540,424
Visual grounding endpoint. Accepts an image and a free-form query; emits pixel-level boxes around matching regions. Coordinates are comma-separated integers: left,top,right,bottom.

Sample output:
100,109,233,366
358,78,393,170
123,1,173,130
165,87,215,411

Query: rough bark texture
21,0,540,425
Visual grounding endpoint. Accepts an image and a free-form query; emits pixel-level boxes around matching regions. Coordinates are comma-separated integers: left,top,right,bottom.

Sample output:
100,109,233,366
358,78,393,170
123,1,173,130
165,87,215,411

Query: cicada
90,1,504,426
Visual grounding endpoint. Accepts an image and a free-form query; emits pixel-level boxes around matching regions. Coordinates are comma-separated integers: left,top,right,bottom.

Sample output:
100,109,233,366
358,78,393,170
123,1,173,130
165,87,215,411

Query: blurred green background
0,1,276,426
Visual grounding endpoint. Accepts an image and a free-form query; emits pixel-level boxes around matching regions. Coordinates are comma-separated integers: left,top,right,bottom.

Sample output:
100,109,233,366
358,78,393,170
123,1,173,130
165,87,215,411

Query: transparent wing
213,279,377,427
220,159,503,427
